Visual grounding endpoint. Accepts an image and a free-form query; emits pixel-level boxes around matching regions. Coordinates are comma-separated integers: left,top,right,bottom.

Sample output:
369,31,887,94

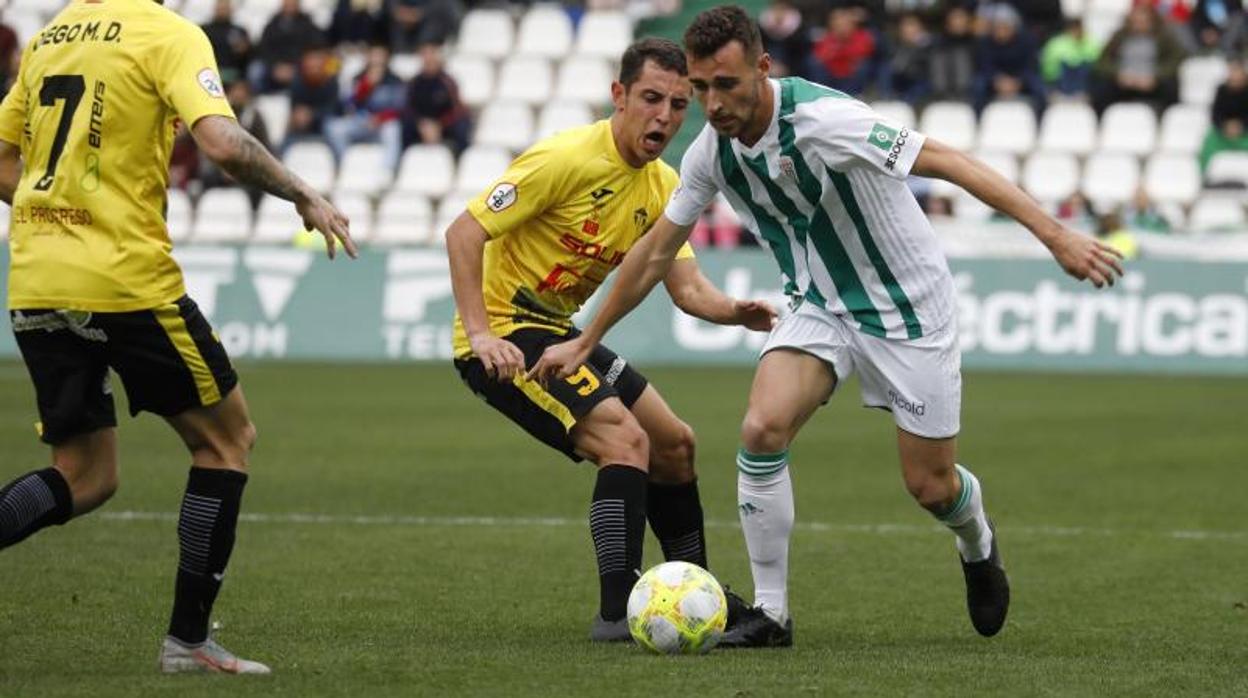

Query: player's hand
734,298,778,331
526,336,593,385
297,193,358,260
470,333,526,382
1047,226,1124,288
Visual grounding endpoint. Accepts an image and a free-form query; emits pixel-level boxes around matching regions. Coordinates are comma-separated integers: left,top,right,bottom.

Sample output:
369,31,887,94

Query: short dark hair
618,37,687,87
683,5,762,61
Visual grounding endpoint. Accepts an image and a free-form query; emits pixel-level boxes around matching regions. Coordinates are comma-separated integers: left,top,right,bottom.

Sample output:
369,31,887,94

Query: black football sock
646,479,708,569
167,467,247,645
0,468,73,549
590,465,647,622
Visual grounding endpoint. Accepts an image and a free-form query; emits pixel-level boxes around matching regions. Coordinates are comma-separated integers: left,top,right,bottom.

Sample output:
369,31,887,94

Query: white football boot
158,636,272,674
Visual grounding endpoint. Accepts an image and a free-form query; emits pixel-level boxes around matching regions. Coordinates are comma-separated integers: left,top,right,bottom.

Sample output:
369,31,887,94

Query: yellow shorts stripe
513,375,576,432
153,304,221,406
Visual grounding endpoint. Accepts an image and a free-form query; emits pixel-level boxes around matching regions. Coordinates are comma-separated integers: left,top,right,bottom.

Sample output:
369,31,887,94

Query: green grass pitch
0,361,1244,696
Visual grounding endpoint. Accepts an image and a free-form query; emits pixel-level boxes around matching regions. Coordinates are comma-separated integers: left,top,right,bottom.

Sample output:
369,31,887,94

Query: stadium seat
338,51,368,95
252,194,303,244
1083,11,1124,45
1158,104,1211,155
191,189,253,243
391,53,422,81
0,203,8,241
333,193,376,244
1059,0,1086,17
1022,152,1080,204
282,141,336,194
869,101,916,128
1081,152,1140,208
496,57,554,106
474,102,536,151
456,9,515,60
574,11,633,60
1144,154,1200,206
455,146,512,194
919,101,976,152
335,143,394,196
434,191,475,243
974,151,1019,183
1205,152,1248,187
556,56,614,106
1098,102,1157,155
446,55,495,109
1188,195,1246,232
6,9,46,44
165,189,194,243
537,101,596,139
515,5,575,59
1180,56,1228,106
951,189,995,221
175,0,216,24
394,144,456,198
255,94,291,148
977,101,1036,155
1038,102,1097,155
374,193,434,246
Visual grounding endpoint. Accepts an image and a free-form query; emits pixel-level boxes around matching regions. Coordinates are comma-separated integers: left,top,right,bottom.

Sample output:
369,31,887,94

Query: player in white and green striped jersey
529,4,1125,646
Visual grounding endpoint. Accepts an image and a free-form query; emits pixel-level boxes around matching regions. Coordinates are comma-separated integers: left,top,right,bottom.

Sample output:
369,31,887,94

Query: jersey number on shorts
34,74,86,192
564,365,601,397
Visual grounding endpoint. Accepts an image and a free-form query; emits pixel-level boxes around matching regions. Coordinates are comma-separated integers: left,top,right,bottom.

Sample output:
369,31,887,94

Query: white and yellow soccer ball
627,561,728,655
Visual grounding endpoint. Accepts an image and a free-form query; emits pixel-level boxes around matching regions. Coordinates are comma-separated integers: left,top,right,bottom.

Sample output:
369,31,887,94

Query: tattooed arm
0,139,21,206
190,115,357,259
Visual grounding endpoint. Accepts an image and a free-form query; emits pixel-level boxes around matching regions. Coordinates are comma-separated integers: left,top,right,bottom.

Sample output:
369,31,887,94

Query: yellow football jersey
452,120,695,358
0,0,236,312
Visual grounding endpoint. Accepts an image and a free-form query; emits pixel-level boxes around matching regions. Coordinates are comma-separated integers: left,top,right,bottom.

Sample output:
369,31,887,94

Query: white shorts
760,302,962,439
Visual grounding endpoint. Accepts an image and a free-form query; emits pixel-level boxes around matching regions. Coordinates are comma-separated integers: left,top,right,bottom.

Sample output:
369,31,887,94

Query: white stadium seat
434,191,475,243
1088,0,1132,13
335,143,394,196
446,55,496,109
333,193,376,244
1038,102,1097,155
1060,0,1086,17
1158,104,1210,155
497,57,554,106
919,101,976,152
977,101,1036,155
455,146,512,194
1098,102,1157,156
391,54,423,81
456,9,515,60
515,5,574,59
574,11,633,59
974,152,1018,183
374,193,434,246
191,188,253,243
252,195,303,244
165,189,194,243
1022,152,1080,204
952,189,995,221
537,101,596,139
1205,152,1248,187
282,141,336,194
1081,152,1140,208
555,56,614,106
175,0,216,24
1083,11,1124,45
338,52,368,95
1143,154,1200,206
1188,196,1247,232
0,203,8,241
255,94,291,148
869,101,916,128
1180,56,1228,106
474,102,536,151
6,9,47,45
394,144,456,198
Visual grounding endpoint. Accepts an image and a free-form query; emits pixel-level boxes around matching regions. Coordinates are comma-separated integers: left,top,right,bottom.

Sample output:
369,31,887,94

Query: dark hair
683,5,762,61
618,37,687,87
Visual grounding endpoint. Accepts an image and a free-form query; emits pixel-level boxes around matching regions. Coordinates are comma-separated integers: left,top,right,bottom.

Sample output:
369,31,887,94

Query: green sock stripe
736,449,789,477
938,466,973,522
736,448,788,465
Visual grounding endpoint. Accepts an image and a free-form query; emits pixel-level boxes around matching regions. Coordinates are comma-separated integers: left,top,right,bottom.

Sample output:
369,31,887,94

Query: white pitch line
97,510,1248,542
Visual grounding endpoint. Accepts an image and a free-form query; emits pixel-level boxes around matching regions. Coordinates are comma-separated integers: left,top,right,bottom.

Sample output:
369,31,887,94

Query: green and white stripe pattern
736,448,789,478
936,464,976,523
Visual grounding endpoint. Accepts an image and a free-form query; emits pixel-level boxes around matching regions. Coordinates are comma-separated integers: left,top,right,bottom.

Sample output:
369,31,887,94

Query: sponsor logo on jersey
581,218,600,235
887,389,925,417
590,187,614,202
486,182,517,212
884,128,910,171
197,68,225,98
868,122,898,152
633,207,649,232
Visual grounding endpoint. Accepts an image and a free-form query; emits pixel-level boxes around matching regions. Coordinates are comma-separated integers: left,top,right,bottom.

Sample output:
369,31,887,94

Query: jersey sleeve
152,21,236,127
0,42,31,145
664,128,719,227
466,142,567,239
806,98,926,179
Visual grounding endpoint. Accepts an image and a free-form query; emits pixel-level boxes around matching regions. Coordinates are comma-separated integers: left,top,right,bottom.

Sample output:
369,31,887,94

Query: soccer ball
627,561,727,655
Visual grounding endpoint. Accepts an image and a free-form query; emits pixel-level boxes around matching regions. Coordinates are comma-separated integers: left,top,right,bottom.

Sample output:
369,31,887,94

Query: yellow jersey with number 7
0,0,236,312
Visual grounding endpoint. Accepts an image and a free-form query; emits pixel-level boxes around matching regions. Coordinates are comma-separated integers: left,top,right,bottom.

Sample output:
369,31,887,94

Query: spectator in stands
1183,0,1245,55
972,3,1047,114
1041,18,1101,100
202,0,252,85
1096,210,1140,259
256,0,327,93
1199,59,1248,170
404,42,472,155
1092,5,1184,114
809,7,877,94
388,0,464,52
1001,0,1065,43
882,14,934,104
286,44,341,145
201,81,273,206
1122,187,1173,232
1057,191,1096,229
331,0,388,46
325,43,406,172
759,0,811,78
930,5,977,101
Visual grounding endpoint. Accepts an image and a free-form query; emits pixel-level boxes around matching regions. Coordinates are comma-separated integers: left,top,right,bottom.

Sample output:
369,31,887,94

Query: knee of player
903,469,956,511
739,411,790,454
652,422,696,474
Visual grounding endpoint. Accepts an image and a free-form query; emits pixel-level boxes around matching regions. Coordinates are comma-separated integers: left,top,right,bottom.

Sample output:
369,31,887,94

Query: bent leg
630,385,707,568
0,427,115,548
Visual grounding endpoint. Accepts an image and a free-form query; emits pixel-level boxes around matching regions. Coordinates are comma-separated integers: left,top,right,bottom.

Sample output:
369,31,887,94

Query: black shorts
11,295,238,445
454,327,649,462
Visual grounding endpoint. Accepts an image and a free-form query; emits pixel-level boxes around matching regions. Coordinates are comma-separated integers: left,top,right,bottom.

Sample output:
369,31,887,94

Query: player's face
611,60,691,166
688,41,771,141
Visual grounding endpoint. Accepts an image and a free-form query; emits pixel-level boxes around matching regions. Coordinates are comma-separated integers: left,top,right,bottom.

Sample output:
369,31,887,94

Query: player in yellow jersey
0,0,355,675
446,38,776,642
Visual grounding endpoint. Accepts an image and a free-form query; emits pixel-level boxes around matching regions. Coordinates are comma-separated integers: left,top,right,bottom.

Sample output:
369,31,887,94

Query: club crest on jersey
197,68,225,98
581,218,600,235
633,207,649,231
486,182,517,212
778,156,797,180
868,122,898,152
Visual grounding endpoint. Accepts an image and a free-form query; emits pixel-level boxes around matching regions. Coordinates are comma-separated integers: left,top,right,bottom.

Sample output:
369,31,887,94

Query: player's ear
610,80,627,112
757,52,772,79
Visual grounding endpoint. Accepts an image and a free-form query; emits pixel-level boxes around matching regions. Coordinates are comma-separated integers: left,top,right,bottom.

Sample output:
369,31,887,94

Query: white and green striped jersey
666,77,954,340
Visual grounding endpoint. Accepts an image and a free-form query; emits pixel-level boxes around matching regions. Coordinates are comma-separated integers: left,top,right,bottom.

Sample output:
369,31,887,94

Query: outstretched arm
911,137,1123,287
0,139,20,205
663,258,776,330
446,210,526,381
190,115,356,259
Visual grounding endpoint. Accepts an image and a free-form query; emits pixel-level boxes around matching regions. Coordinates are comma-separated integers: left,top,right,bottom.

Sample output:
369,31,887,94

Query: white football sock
937,464,993,562
736,448,795,624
